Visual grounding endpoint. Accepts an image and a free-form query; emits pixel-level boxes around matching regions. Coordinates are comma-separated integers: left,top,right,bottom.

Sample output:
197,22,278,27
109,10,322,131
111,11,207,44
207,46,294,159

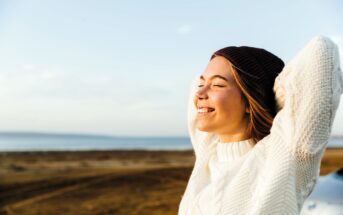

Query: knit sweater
191,139,255,214
178,36,343,215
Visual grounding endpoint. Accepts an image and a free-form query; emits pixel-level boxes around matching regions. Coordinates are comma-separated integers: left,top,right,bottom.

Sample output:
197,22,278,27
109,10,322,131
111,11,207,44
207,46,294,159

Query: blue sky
0,0,342,137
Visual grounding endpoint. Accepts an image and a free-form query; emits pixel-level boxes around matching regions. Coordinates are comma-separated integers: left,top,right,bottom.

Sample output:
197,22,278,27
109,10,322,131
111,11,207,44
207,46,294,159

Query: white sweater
178,36,343,215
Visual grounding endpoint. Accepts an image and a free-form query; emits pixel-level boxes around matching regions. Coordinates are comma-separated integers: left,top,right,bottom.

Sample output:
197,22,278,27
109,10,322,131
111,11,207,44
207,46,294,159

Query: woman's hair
224,57,277,145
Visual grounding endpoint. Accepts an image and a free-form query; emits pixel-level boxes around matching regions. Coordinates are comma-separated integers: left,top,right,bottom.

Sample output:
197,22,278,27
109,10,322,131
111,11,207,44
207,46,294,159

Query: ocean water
0,132,192,151
0,132,342,152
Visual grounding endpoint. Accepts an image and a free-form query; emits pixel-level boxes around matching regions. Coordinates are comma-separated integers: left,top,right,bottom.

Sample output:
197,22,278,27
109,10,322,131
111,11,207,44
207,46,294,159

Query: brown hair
226,59,276,145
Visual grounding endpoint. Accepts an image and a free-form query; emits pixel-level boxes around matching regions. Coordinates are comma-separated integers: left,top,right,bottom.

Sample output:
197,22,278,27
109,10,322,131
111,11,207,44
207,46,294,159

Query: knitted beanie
210,46,285,116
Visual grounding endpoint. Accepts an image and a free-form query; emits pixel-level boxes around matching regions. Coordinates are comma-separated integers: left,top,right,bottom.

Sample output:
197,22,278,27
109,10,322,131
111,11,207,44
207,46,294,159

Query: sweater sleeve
271,36,343,156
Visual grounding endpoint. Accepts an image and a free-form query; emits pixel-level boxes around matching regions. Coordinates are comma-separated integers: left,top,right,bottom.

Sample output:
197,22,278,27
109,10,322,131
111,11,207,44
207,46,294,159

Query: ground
0,148,342,215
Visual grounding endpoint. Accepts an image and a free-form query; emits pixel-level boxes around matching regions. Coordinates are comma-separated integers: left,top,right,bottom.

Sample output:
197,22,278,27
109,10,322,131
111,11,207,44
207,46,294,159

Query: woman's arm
271,36,343,156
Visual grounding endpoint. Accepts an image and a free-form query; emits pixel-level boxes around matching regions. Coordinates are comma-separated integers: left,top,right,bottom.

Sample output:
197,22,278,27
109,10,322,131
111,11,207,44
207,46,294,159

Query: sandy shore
1,148,343,215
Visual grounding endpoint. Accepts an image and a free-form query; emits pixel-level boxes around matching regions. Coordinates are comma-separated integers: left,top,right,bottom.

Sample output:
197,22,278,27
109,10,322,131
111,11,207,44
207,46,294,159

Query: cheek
212,93,229,109
212,90,243,115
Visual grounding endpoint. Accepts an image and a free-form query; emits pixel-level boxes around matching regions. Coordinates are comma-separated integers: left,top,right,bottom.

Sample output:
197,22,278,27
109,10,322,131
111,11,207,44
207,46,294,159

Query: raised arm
271,36,343,156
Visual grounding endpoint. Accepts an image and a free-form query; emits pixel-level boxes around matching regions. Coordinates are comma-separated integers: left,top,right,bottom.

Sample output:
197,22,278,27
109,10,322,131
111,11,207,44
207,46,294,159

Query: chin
196,122,215,132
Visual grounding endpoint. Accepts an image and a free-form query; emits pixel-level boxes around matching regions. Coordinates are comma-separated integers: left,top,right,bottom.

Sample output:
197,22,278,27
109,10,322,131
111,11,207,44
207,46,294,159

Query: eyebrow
199,75,229,82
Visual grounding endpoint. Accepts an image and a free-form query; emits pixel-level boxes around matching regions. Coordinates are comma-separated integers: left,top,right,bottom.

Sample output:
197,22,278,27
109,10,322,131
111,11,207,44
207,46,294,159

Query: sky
0,0,342,137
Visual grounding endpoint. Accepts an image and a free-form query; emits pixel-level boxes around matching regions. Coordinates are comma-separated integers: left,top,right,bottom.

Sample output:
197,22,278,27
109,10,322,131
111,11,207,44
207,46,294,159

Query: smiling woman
178,36,343,215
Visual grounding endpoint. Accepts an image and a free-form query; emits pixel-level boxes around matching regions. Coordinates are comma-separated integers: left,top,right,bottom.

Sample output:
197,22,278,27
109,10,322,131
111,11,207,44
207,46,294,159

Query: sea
0,132,192,152
0,132,342,152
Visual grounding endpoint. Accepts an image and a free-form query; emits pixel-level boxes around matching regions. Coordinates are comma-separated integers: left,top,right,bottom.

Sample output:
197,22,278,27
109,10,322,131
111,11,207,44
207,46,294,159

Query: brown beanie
210,46,285,117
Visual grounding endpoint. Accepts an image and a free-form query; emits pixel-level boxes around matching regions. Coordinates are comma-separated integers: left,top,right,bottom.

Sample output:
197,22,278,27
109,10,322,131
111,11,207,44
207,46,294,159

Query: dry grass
0,148,342,215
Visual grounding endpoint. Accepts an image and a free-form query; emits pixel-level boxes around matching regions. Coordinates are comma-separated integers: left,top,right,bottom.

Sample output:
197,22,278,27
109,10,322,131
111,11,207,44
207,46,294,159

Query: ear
242,95,250,114
245,107,250,114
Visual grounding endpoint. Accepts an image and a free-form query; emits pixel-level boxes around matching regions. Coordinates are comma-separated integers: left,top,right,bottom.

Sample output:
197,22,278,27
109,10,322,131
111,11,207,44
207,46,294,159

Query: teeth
197,108,214,113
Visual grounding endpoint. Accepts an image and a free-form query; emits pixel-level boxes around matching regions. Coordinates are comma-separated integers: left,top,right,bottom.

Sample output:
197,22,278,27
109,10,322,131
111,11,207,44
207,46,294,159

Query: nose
195,86,208,99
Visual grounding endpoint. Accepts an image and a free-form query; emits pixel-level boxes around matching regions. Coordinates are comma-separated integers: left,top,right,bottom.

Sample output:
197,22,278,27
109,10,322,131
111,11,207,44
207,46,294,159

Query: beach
1,148,343,215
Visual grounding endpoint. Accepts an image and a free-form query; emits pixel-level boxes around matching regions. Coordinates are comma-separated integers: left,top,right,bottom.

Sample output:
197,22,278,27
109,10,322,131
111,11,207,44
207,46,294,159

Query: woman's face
194,56,249,139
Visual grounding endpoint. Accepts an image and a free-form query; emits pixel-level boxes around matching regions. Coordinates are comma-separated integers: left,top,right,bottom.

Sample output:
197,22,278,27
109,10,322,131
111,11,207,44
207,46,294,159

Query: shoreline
0,148,194,153
1,145,342,153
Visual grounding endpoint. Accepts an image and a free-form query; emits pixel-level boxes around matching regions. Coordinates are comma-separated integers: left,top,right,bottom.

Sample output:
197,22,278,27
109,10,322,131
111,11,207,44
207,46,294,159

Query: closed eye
197,84,225,88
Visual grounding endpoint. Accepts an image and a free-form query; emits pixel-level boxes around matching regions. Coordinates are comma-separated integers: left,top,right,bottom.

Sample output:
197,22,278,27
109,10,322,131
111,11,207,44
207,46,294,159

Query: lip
197,111,214,116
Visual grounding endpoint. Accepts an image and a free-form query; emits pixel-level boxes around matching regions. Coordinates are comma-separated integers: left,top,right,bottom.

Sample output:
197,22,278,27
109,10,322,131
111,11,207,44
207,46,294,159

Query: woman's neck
218,133,250,143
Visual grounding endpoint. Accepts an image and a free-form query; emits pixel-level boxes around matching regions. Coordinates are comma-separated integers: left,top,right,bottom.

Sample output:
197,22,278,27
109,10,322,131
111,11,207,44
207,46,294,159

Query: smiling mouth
197,107,215,113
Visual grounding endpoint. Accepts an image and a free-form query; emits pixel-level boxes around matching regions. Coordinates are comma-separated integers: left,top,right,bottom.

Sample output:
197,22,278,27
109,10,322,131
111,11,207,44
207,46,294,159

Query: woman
178,36,343,215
